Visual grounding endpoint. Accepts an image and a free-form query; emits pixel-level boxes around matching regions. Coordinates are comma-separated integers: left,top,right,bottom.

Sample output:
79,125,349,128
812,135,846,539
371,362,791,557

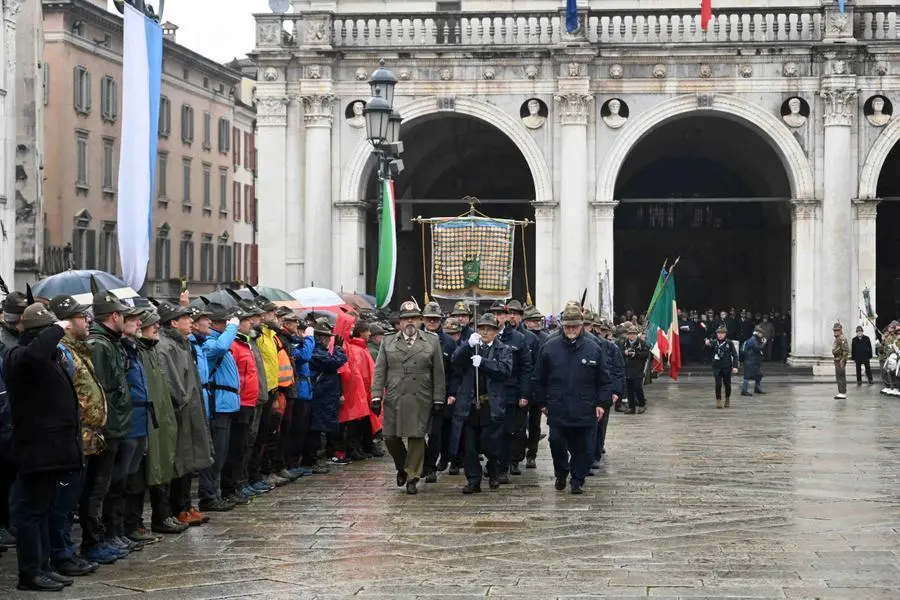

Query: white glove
304,326,315,337
471,354,483,368
468,332,482,348
227,317,240,327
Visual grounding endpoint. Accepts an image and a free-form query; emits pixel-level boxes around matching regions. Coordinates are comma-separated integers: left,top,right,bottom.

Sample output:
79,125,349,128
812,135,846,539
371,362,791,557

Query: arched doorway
613,115,792,320
876,142,900,326
363,114,536,308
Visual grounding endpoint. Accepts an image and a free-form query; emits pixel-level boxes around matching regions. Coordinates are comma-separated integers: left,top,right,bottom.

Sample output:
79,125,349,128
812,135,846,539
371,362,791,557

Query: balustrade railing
857,10,900,40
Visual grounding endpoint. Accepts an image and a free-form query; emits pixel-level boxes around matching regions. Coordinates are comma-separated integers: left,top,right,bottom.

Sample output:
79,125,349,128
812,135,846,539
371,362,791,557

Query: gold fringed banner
430,217,515,300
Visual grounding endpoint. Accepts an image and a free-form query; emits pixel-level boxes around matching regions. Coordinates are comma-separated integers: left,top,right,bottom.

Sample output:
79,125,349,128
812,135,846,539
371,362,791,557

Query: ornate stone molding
256,96,289,127
554,93,594,126
852,198,879,220
531,202,558,220
334,201,368,221
859,114,900,199
3,0,24,18
821,88,858,127
790,199,820,220
298,16,331,47
591,201,619,220
303,94,337,127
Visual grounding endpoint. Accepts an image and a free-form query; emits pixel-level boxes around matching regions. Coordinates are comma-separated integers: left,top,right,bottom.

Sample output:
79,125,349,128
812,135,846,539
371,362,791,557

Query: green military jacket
138,338,178,486
61,335,107,456
832,335,850,362
87,322,133,439
879,333,896,362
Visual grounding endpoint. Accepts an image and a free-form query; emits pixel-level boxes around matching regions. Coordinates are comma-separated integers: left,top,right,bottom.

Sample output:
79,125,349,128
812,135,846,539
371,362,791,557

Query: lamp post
364,60,404,186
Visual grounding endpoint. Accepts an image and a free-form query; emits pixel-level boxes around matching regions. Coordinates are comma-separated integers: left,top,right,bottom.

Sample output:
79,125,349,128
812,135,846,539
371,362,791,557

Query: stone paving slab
1,383,899,599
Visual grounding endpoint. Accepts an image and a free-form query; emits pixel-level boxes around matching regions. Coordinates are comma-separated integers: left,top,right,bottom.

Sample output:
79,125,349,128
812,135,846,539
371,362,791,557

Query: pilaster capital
3,0,25,19
255,96,290,128
591,201,619,220
790,199,821,220
554,93,594,126
852,198,879,219
333,201,368,221
820,86,858,127
531,201,558,220
302,94,337,128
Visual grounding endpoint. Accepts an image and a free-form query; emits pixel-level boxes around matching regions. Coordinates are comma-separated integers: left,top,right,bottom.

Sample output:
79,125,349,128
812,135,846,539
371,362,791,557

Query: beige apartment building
42,0,258,295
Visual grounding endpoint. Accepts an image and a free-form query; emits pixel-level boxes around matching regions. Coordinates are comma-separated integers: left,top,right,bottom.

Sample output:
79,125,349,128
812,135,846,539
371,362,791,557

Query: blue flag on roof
566,0,579,33
838,0,845,14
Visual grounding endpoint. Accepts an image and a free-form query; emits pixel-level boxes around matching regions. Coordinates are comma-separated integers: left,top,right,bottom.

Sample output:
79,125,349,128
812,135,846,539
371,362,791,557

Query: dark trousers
261,407,284,474
103,436,146,538
714,368,733,399
222,406,254,496
286,401,311,468
499,404,527,472
49,469,83,563
248,393,276,482
148,483,171,527
79,438,119,550
273,399,296,472
625,377,646,408
464,421,501,487
169,474,192,516
548,426,593,488
855,360,873,384
124,459,149,534
0,456,15,527
13,470,65,578
835,360,847,394
303,430,326,464
439,412,455,465
347,417,372,456
424,406,446,474
200,412,233,502
525,405,543,460
591,409,610,461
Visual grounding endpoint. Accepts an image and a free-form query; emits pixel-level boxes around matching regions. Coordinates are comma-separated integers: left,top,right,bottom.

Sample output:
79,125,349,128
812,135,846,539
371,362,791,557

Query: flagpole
641,256,681,385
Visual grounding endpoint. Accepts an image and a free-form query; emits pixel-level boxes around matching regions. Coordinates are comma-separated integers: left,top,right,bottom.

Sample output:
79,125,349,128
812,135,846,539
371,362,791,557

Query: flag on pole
117,3,162,291
374,179,397,308
701,0,712,31
646,273,682,380
566,0,579,33
838,0,845,15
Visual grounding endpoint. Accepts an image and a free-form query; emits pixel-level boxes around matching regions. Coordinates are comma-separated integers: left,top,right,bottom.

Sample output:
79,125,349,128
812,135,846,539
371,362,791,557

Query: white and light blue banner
117,3,163,291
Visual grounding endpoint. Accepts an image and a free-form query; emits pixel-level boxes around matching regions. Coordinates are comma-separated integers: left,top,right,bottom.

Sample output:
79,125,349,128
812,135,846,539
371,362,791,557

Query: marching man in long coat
371,301,446,495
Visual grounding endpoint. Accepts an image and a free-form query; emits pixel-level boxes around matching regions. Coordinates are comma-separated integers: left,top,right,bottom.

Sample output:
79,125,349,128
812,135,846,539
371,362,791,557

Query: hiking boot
755,390,766,395
424,471,437,483
151,519,184,534
525,457,537,469
82,544,120,564
0,527,15,548
288,466,313,478
349,449,368,461
741,391,753,397
406,479,419,495
177,511,195,527
570,484,584,495
52,557,95,577
448,464,460,475
277,468,300,482
198,498,235,512
497,473,510,485
127,528,161,544
716,398,723,409
636,406,646,414
436,459,449,472
43,569,74,586
396,470,408,487
509,462,522,476
724,396,731,408
555,476,567,491
311,461,331,475
188,507,210,525
225,491,251,506
17,574,64,592
251,480,274,493
462,483,481,494
488,478,500,490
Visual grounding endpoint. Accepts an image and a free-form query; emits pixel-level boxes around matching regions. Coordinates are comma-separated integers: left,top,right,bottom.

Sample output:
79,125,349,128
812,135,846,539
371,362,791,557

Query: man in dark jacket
81,291,134,563
710,325,739,408
307,318,348,472
617,323,650,414
593,319,624,466
6,302,83,591
421,302,456,483
534,305,610,494
449,313,513,493
522,305,548,468
741,329,767,396
852,325,874,385
0,290,26,551
488,301,532,481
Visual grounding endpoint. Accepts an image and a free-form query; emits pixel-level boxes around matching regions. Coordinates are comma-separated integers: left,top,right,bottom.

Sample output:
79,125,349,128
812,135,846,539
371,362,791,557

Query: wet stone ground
2,382,900,599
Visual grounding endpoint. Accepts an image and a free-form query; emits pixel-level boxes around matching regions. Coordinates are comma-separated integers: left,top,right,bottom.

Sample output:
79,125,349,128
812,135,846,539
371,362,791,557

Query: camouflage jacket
832,335,850,361
879,333,896,362
61,335,107,456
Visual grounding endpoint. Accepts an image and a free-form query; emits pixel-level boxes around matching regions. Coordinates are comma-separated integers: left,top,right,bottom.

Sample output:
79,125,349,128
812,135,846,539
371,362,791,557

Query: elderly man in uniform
371,301,446,495
534,304,610,494
832,322,850,400
450,301,474,343
617,324,650,415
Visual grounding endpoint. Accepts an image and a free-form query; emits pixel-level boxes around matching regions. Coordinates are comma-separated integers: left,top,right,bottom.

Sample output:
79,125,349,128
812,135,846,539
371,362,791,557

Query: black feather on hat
147,296,161,308
0,275,9,296
26,283,34,306
225,289,243,302
199,296,211,305
247,285,260,298
89,275,99,295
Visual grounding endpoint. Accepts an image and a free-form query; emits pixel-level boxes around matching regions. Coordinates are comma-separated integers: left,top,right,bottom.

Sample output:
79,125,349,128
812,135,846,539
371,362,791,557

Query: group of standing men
371,298,630,495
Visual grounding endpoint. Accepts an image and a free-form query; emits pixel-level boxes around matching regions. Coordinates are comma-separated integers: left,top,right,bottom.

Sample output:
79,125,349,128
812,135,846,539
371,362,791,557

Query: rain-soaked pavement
2,381,900,599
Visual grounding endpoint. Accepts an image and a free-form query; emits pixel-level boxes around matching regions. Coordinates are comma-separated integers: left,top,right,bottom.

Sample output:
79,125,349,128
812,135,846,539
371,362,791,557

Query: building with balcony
252,0,900,364
41,0,253,296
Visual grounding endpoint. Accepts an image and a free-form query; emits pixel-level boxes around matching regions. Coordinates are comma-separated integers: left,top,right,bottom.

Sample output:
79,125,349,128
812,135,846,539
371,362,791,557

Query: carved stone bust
875,62,890,76
699,64,712,79
601,98,629,129
520,98,547,130
567,63,582,77
865,95,893,127
439,68,453,81
525,65,539,80
355,68,368,81
263,67,278,82
609,64,624,79
781,97,809,128
740,65,753,78
346,100,366,129
483,67,496,80
308,65,322,80
652,64,666,79
782,62,798,77
398,69,411,81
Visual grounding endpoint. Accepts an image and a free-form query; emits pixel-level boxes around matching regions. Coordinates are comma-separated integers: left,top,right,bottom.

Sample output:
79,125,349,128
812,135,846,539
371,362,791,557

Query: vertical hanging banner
430,217,515,300
117,3,163,291
566,0,579,33
375,179,397,308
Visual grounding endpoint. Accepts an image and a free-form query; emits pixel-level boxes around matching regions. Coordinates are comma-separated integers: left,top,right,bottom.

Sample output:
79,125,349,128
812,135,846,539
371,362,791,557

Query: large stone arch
596,94,816,203
339,96,553,204
858,116,900,200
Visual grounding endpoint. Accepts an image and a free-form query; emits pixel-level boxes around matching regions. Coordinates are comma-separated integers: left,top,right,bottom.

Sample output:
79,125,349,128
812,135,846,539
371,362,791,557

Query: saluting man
832,322,850,400
371,301,446,495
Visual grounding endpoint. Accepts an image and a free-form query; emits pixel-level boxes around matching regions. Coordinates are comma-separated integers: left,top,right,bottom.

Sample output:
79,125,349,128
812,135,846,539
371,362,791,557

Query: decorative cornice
790,199,820,220
334,201,368,220
554,93,593,126
303,94,336,127
256,96,289,127
852,198,879,220
820,88,858,127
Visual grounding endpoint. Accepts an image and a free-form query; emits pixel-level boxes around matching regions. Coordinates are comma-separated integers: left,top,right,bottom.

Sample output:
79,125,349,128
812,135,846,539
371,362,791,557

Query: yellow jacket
257,326,280,392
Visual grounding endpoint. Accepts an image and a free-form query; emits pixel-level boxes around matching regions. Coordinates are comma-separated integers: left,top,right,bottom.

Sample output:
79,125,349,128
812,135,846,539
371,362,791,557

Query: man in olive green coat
371,301,446,495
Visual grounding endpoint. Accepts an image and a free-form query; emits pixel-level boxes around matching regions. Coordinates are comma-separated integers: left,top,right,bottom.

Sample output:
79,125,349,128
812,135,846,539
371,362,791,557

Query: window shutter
250,244,258,285
234,243,241,280
85,71,92,111
85,229,97,269
72,67,79,110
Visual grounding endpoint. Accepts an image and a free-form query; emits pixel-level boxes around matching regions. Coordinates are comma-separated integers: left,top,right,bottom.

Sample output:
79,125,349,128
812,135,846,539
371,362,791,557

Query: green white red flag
646,269,682,380
374,179,397,308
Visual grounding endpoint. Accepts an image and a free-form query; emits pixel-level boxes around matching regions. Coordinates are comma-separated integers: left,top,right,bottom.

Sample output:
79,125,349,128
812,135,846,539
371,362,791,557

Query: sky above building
107,0,270,63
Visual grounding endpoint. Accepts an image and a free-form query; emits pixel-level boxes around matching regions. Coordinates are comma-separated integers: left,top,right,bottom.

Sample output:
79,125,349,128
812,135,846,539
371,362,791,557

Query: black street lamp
363,60,404,182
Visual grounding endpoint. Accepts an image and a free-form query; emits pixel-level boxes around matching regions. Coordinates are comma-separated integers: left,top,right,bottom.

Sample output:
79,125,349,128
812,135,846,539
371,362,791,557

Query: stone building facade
253,0,900,363
41,0,253,295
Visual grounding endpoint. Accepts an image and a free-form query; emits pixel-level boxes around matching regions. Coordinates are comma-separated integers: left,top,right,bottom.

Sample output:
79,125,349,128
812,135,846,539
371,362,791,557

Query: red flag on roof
701,0,712,31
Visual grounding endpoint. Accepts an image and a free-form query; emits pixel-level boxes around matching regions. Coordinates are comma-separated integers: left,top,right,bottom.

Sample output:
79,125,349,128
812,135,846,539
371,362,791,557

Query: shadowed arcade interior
876,142,900,326
364,114,536,309
613,115,792,314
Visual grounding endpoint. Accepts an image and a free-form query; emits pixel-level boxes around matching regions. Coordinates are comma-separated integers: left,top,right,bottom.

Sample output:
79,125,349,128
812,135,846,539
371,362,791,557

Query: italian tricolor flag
374,179,397,308
646,269,682,380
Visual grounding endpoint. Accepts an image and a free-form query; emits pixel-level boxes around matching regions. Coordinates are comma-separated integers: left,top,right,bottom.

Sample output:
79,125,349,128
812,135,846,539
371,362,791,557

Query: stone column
284,94,304,289
531,201,557,313
590,201,617,318
302,94,336,288
854,198,879,321
820,84,857,351
334,202,367,293
788,199,820,364
554,92,593,304
0,1,23,286
255,94,289,288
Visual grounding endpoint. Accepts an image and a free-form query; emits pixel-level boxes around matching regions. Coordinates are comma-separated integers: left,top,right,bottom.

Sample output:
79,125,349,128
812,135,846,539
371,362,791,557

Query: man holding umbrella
371,301,446,495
